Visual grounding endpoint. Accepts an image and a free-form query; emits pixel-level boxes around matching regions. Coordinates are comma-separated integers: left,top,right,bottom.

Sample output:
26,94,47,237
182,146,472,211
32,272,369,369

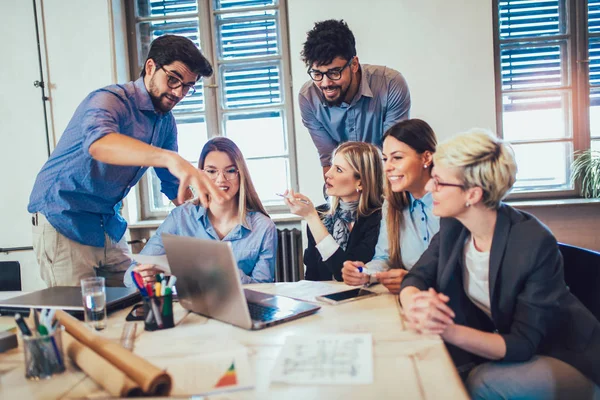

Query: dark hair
140,35,213,80
301,19,356,67
382,119,437,269
383,119,437,155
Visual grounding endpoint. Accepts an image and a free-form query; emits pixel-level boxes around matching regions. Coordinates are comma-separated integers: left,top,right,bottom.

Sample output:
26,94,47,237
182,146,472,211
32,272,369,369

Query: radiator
275,228,303,282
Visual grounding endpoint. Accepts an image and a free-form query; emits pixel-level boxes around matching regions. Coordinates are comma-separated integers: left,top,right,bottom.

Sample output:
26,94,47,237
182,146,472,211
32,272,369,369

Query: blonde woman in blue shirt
342,119,439,293
124,137,277,287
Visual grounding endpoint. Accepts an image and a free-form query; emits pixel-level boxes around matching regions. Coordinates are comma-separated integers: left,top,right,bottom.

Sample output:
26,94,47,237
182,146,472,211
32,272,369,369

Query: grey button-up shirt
298,64,411,166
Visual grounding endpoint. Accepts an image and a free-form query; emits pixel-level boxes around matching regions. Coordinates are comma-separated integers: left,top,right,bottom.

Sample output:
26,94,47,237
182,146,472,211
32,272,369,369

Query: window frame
492,0,593,199
124,0,298,220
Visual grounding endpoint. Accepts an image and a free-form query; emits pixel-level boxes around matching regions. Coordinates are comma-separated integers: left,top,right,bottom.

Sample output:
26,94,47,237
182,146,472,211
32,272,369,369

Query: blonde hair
434,129,517,209
198,137,268,221
382,119,437,269
328,142,384,218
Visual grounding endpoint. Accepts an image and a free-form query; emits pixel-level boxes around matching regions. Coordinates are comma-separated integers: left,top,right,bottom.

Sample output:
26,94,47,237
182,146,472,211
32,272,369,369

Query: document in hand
271,334,374,385
130,254,171,273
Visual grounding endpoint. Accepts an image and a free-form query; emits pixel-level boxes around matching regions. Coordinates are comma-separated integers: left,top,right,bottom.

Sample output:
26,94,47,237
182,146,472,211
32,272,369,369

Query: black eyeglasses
307,58,353,82
161,67,196,97
430,176,465,192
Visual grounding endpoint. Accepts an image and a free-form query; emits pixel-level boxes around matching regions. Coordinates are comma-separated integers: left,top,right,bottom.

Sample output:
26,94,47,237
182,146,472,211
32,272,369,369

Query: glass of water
81,277,107,330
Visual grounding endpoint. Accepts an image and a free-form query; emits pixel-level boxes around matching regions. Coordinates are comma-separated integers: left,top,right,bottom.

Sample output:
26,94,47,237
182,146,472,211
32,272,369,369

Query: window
493,0,599,197
125,0,296,218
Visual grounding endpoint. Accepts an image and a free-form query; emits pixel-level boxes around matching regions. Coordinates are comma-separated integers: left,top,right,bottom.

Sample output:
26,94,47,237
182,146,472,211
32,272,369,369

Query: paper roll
56,310,172,396
64,333,143,397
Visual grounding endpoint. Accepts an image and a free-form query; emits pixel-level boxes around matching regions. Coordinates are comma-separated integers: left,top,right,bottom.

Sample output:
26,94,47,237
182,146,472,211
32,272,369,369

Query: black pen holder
143,294,175,331
22,325,66,380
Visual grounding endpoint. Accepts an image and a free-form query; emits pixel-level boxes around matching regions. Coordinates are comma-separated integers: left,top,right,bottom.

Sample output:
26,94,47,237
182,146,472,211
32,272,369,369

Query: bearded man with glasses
299,19,412,182
28,35,227,287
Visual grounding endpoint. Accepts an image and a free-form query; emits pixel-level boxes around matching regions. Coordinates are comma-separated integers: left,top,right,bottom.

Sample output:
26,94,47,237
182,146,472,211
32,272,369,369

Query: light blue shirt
123,202,277,287
298,64,411,166
367,193,440,272
28,78,179,247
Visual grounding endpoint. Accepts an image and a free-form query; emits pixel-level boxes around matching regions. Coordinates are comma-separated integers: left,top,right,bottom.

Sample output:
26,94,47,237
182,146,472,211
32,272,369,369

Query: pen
46,309,57,332
33,309,41,333
151,298,163,328
275,192,311,205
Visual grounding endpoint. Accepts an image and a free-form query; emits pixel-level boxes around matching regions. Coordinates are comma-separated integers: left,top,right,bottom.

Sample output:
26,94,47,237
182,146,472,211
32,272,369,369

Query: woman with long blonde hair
124,137,277,286
283,141,383,281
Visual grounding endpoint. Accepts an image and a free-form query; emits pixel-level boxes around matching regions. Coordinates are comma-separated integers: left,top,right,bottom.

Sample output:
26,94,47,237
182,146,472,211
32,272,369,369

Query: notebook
0,286,140,320
162,234,320,330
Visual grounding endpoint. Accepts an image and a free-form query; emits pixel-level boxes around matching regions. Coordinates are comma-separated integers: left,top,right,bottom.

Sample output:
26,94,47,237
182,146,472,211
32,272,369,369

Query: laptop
162,234,320,330
0,286,140,320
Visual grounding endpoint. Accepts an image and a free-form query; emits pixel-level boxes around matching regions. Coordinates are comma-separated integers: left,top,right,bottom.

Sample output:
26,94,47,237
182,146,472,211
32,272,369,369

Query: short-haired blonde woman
284,142,383,281
124,137,277,287
400,130,600,399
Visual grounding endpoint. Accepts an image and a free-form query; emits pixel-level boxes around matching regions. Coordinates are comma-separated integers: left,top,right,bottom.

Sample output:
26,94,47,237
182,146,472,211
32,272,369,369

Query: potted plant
571,149,600,198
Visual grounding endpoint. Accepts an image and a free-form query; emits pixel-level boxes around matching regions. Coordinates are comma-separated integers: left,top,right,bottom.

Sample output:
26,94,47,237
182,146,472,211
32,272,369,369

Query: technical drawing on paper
271,334,373,384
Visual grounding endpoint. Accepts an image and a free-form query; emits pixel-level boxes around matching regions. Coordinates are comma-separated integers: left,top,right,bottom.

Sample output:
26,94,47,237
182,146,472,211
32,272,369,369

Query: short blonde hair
434,129,517,209
328,142,384,217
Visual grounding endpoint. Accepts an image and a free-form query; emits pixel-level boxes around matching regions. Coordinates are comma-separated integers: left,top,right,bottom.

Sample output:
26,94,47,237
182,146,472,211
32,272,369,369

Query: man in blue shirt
298,19,411,180
28,35,225,287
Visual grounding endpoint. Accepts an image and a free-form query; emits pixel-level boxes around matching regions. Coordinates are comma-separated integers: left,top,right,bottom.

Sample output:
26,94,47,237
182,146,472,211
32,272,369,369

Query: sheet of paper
153,341,254,396
130,254,171,273
271,334,373,385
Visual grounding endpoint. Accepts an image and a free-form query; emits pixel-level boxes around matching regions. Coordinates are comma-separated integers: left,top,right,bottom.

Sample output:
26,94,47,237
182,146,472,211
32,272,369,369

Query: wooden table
0,282,468,399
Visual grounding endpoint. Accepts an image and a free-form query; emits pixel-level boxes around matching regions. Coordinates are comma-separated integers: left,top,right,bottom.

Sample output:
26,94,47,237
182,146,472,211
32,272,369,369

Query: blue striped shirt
367,192,440,271
28,78,179,247
123,202,278,287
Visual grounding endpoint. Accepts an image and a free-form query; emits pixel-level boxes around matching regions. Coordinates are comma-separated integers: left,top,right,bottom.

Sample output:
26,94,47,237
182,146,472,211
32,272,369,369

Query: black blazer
401,204,600,386
304,207,382,281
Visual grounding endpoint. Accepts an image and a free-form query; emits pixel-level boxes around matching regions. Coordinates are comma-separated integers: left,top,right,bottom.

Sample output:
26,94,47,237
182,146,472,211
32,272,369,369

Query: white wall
287,0,497,201
0,0,121,290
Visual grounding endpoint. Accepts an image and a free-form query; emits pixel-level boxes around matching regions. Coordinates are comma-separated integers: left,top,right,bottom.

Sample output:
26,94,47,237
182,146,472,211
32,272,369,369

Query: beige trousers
32,213,130,287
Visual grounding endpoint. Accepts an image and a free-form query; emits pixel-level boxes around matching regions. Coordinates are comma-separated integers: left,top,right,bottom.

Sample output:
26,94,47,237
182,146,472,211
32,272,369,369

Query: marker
15,313,33,336
275,193,310,205
357,266,363,273
166,275,177,289
131,271,147,296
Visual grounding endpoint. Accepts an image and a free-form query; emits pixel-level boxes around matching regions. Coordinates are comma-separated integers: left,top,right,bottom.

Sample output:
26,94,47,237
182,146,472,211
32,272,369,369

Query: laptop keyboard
247,302,279,322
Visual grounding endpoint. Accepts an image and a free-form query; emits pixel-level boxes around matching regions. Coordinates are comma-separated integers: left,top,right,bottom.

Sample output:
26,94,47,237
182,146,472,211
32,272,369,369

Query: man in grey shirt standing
299,19,411,179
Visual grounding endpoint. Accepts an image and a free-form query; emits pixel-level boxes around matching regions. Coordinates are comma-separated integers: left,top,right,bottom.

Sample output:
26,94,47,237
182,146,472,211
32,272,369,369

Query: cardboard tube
64,333,143,397
56,310,172,396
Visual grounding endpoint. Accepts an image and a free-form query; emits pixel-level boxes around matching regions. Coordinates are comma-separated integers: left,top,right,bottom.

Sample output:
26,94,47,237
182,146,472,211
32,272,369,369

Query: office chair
0,261,22,291
558,243,600,322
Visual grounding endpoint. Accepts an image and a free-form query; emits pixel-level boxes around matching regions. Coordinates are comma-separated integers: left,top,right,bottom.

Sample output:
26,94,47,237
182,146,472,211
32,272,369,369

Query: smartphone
125,303,145,321
315,288,377,305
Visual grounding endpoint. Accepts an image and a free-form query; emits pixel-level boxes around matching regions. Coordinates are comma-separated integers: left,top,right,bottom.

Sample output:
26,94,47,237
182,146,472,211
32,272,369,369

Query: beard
148,76,180,113
320,73,353,107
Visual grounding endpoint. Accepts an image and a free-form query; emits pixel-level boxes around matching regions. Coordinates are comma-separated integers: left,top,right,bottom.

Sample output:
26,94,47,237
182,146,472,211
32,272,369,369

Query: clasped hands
404,288,455,336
